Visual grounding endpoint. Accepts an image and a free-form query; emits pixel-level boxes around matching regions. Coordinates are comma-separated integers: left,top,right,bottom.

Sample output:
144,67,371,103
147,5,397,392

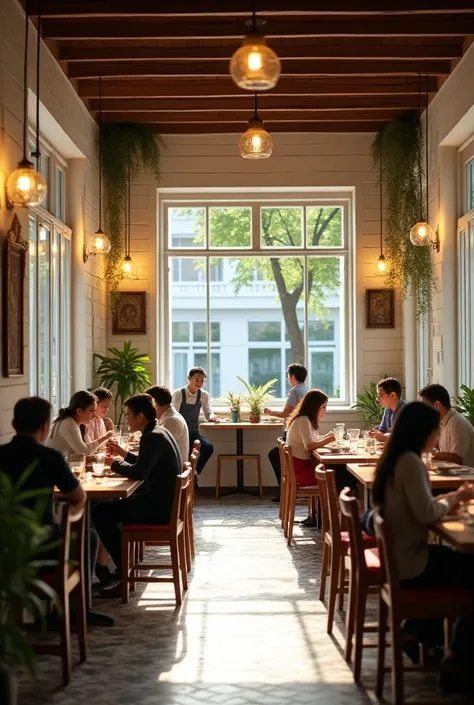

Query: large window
457,219,474,387
466,158,474,214
28,143,71,412
163,195,352,404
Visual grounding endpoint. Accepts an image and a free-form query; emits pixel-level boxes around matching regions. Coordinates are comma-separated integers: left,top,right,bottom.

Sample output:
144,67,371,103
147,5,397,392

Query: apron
179,387,202,439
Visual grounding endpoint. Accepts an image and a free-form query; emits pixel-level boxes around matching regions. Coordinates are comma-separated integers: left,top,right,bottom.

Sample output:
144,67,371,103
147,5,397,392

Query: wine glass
347,428,360,452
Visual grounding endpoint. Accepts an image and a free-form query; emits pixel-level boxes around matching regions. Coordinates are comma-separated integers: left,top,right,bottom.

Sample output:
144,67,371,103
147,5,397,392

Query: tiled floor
19,497,467,704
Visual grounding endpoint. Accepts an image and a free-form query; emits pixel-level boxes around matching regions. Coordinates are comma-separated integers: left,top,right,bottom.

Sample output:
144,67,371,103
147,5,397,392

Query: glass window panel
172,322,190,343
194,352,220,397
172,256,204,282
248,321,281,342
173,352,188,390
51,232,60,413
261,206,303,248
467,160,474,213
169,208,205,248
38,224,50,399
470,223,474,384
193,322,206,343
211,322,220,342
39,153,50,211
28,218,37,394
311,351,335,397
306,206,343,247
308,320,335,341
61,237,71,406
249,349,282,394
209,207,251,248
55,168,64,221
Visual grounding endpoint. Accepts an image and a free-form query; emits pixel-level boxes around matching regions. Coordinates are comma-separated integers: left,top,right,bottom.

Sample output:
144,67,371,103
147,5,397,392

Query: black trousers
190,432,214,475
40,524,98,587
92,496,168,571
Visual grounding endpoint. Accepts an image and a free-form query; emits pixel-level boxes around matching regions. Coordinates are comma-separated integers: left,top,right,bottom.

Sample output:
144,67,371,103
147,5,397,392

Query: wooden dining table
430,515,474,553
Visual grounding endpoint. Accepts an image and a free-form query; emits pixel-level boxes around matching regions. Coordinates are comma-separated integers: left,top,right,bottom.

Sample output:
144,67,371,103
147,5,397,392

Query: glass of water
334,423,345,443
92,461,105,483
365,437,377,455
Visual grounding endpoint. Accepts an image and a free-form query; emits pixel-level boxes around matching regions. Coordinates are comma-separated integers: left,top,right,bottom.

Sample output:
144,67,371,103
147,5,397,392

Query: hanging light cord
98,75,103,230
425,73,429,226
251,0,257,32
126,161,131,257
22,0,30,161
33,1,41,162
417,72,424,221
254,91,258,119
379,138,383,257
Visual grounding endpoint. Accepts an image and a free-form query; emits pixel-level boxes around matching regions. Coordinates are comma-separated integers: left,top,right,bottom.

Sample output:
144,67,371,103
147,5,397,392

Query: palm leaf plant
237,377,277,422
455,384,474,426
351,382,383,429
94,341,151,426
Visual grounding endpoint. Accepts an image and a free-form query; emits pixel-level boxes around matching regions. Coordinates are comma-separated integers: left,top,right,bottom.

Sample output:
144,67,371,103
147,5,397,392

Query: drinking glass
334,423,345,443
112,430,122,443
70,460,85,481
365,437,377,455
422,452,433,469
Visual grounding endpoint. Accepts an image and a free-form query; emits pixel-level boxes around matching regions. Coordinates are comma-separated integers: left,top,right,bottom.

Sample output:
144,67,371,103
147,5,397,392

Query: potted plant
237,377,277,423
223,391,245,423
351,382,384,429
455,385,474,425
94,341,151,427
0,468,59,705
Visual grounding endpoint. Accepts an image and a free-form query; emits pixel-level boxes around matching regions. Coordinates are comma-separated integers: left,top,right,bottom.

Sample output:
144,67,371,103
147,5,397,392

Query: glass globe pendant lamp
410,220,433,247
375,139,387,276
120,163,137,279
229,1,281,91
240,93,273,160
376,254,387,275
89,228,111,255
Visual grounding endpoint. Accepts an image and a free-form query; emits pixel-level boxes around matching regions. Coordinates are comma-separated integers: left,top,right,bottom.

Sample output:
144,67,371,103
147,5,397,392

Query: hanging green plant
100,123,164,294
371,113,435,320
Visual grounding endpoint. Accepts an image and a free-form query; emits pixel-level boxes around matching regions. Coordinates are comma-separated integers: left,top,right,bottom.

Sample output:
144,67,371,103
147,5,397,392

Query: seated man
147,385,189,466
88,387,114,440
370,377,407,442
419,383,474,466
171,366,219,482
93,394,181,598
263,363,309,501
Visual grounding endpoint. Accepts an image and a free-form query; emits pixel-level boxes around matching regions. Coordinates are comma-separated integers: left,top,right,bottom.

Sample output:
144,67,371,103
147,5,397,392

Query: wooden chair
339,488,381,682
283,444,320,545
121,467,191,606
185,442,200,569
33,503,87,686
373,509,473,705
277,437,288,530
216,454,262,499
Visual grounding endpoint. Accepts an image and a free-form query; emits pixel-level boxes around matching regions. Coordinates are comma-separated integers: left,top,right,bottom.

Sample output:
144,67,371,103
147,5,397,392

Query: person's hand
209,415,220,424
325,433,336,444
104,430,114,441
106,441,127,458
263,408,271,416
368,429,378,438
456,483,474,503
370,430,385,442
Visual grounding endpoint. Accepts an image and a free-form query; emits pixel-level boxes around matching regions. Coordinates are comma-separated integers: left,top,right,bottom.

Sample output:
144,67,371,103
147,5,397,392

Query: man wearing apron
171,366,219,482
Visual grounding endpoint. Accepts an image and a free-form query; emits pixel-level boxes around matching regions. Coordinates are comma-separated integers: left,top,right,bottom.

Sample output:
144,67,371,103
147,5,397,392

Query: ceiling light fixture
229,0,281,91
6,0,47,208
376,136,387,276
240,92,273,160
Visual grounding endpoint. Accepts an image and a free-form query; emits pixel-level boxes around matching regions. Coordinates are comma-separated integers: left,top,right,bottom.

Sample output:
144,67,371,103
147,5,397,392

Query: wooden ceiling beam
99,109,406,123
27,1,474,17
58,42,463,63
68,59,450,80
122,122,387,134
77,77,439,99
42,16,474,40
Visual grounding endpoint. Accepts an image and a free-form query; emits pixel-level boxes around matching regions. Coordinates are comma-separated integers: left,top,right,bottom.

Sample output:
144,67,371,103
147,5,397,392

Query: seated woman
87,387,114,440
372,401,474,694
286,389,335,486
46,390,113,458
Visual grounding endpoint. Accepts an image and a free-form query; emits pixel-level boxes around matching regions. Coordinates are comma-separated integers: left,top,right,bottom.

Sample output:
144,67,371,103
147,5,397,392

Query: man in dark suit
92,393,182,598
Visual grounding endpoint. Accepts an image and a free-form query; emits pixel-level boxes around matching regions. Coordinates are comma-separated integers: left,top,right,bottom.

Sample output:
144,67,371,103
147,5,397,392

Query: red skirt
293,456,317,486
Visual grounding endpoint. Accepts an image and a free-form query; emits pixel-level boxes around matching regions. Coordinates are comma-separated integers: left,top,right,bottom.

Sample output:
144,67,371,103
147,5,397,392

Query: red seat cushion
39,573,56,585
401,587,471,606
364,547,381,572
340,531,375,545
123,524,170,531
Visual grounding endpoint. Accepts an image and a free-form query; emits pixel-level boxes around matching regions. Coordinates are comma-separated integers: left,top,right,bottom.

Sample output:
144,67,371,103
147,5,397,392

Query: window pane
61,237,71,406
39,225,50,399
55,168,64,221
467,160,474,212
51,232,60,414
172,256,204,282
249,349,282,393
169,208,205,248
172,322,190,342
28,218,37,394
306,206,343,247
209,207,251,248
211,322,220,342
261,207,303,247
311,351,335,397
39,153,50,211
308,320,335,341
194,352,220,397
248,321,281,342
193,322,206,342
173,352,188,390
470,223,474,384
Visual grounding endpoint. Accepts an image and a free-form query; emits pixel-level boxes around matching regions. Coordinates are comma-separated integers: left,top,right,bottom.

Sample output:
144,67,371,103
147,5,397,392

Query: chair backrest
172,465,191,532
283,443,297,497
191,439,201,458
316,467,341,542
277,436,286,479
58,503,86,584
372,508,401,606
314,464,330,535
339,487,366,578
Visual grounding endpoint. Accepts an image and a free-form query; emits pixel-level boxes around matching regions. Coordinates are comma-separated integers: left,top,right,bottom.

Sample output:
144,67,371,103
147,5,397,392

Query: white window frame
28,132,67,224
158,188,355,407
457,213,474,388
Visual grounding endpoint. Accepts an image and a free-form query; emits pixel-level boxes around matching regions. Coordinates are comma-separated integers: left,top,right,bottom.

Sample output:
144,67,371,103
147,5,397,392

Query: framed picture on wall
3,214,28,377
112,291,147,335
366,289,395,329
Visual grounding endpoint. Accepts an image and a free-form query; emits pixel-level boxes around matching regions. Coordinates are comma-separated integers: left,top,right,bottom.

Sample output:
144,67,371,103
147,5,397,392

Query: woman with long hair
373,401,474,692
286,389,335,486
46,390,113,458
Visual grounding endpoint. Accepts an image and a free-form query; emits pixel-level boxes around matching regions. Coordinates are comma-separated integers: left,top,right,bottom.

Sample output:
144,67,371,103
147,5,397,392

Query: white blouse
45,416,104,457
286,416,319,460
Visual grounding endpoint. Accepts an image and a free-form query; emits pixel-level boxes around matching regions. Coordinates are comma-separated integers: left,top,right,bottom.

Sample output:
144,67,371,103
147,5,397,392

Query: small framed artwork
3,214,28,377
112,291,147,334
366,289,395,329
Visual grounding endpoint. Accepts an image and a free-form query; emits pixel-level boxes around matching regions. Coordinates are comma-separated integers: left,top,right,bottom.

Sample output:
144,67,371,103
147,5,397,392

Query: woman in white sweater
373,401,474,693
46,390,113,458
286,389,335,485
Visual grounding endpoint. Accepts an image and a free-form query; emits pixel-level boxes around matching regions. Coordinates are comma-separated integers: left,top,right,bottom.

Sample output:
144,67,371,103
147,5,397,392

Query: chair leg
139,541,145,561
184,510,192,571
345,563,356,663
170,537,182,606
76,578,87,663
287,493,296,545
189,510,195,562
352,581,368,682
327,550,340,634
178,530,188,592
319,538,329,602
216,456,221,499
121,536,130,604
59,589,72,686
130,542,137,592
279,477,284,521
256,456,263,499
390,613,405,705
376,597,388,699
337,545,346,611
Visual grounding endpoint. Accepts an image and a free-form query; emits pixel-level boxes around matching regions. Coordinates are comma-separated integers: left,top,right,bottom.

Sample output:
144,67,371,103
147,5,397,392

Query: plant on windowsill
455,385,474,426
237,377,277,423
94,341,151,427
0,467,60,705
222,391,245,423
350,382,384,429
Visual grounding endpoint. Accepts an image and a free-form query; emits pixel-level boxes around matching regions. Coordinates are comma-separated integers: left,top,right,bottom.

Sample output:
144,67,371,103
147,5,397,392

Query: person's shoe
95,563,113,587
99,580,123,599
194,476,199,490
271,495,280,503
300,515,317,527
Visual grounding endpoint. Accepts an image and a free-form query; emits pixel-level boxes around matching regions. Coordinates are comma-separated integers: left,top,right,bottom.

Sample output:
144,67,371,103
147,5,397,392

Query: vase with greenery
455,385,474,426
223,391,245,423
94,341,151,427
351,382,384,429
0,467,59,705
371,113,435,321
100,124,163,295
237,377,277,423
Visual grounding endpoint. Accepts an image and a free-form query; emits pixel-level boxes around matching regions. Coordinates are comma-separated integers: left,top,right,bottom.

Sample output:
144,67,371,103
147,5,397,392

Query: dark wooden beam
42,16,474,40
77,77,439,99
129,121,386,134
58,42,463,63
100,109,404,123
68,59,451,79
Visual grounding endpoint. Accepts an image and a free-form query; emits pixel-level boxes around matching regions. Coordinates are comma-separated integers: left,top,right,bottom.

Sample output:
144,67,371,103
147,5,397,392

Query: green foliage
351,382,383,429
222,390,245,413
237,377,277,417
455,385,474,426
0,466,60,678
94,341,151,426
100,124,164,293
371,114,435,321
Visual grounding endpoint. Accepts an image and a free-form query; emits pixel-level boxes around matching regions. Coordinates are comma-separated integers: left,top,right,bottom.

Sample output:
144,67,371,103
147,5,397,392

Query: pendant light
410,73,439,251
376,136,387,275
121,162,137,279
229,0,281,91
240,93,273,159
86,76,111,260
6,0,47,208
